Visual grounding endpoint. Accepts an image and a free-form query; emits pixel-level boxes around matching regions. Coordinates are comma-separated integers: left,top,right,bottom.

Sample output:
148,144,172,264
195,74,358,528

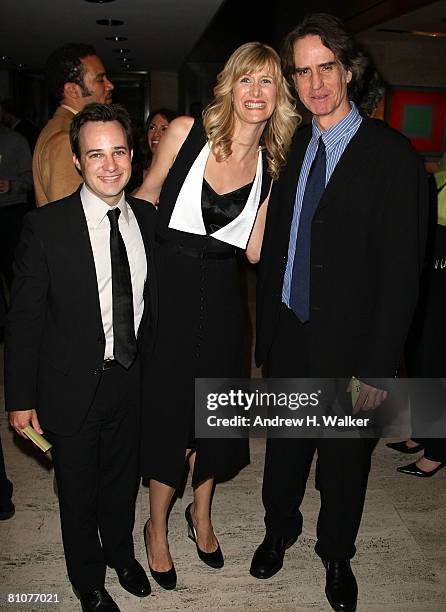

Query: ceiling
188,0,442,63
0,0,225,73
1,0,445,75
360,0,446,40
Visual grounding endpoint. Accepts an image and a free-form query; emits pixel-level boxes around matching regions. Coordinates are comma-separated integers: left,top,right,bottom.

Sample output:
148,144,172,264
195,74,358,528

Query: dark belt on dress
102,359,118,370
156,234,237,260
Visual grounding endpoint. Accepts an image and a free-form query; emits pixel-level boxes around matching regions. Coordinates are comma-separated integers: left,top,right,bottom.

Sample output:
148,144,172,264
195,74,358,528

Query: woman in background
136,42,298,589
388,154,446,476
143,108,176,175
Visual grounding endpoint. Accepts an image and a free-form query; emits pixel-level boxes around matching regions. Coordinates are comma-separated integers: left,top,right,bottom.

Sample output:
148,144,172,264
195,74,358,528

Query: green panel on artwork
402,104,432,138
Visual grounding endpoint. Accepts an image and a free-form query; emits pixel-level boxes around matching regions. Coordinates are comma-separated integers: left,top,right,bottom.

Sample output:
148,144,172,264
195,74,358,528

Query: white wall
360,35,446,88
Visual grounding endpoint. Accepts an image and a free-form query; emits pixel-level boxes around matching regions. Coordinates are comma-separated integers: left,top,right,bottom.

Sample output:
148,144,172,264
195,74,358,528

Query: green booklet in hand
22,426,52,453
351,377,361,410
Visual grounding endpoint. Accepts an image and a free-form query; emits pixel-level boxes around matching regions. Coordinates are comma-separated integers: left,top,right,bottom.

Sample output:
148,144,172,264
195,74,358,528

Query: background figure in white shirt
0,120,32,287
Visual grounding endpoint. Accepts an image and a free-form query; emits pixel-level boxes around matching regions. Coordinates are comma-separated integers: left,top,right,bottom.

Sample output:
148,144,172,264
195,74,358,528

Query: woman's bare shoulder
168,115,195,139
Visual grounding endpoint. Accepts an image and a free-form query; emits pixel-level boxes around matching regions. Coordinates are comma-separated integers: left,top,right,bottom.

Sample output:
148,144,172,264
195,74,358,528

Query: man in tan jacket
33,43,114,206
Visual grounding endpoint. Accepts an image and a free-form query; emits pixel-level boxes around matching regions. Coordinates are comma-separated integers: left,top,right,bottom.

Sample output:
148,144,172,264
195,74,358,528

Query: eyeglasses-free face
293,35,352,131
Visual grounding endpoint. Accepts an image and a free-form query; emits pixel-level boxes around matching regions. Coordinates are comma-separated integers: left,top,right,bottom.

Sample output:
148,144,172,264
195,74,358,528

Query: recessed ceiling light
112,48,131,54
96,18,124,26
378,27,446,38
1,55,12,60
412,30,446,38
105,36,128,41
17,63,27,68
119,57,133,63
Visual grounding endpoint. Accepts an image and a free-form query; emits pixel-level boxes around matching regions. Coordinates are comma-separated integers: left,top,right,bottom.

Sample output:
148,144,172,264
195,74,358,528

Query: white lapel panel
168,142,209,235
168,142,263,249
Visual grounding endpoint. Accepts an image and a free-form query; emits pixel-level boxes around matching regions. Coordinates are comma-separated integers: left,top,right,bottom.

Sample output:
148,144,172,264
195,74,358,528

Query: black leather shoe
323,559,358,612
250,533,297,579
74,587,120,611
185,503,224,568
143,519,177,589
0,500,15,520
386,441,423,454
397,460,446,478
115,559,151,597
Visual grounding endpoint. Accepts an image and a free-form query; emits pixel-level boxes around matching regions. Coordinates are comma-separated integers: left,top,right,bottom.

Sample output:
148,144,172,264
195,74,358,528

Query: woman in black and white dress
136,42,298,589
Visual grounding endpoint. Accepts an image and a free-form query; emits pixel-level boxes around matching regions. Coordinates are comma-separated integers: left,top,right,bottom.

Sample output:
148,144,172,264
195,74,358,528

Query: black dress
140,119,270,488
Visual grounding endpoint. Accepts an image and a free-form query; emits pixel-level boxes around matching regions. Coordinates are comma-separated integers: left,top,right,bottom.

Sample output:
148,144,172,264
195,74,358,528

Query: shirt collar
61,104,78,115
80,184,129,229
311,102,361,151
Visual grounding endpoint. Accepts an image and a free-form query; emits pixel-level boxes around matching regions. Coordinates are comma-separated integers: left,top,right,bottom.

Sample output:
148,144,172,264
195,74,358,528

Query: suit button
91,368,102,375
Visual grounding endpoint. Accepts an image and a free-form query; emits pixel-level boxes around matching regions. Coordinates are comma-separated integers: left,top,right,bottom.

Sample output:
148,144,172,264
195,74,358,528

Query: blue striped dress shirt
282,102,363,307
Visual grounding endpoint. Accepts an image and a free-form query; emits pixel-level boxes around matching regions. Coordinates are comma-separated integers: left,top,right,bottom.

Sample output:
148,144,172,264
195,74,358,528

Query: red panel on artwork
388,88,446,155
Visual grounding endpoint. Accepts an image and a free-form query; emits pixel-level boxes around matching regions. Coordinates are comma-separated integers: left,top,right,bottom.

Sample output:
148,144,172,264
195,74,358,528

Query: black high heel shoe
386,441,423,454
397,460,446,478
185,503,224,569
143,519,177,589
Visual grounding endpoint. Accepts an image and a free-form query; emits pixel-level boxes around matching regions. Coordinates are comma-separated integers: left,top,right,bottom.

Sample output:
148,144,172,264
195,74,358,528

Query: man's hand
347,380,388,415
9,409,43,439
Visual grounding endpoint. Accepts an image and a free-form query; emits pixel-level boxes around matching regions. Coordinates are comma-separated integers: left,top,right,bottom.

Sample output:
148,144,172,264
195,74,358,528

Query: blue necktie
289,137,326,322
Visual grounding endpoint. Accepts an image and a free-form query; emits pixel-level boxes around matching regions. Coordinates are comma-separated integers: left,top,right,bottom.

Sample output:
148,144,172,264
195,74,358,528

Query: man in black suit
250,14,428,612
5,103,157,611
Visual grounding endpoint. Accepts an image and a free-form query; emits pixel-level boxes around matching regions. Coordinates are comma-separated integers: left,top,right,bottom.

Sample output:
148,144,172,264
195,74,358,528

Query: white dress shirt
81,185,147,360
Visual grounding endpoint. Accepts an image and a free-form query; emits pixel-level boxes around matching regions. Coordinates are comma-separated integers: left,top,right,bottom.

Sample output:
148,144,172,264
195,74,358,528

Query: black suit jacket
256,117,428,378
5,188,158,435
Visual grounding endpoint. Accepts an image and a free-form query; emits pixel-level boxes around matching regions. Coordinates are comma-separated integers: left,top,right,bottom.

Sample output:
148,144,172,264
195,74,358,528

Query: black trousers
0,431,13,505
0,202,31,288
409,380,446,462
412,438,446,462
262,304,372,560
46,361,140,592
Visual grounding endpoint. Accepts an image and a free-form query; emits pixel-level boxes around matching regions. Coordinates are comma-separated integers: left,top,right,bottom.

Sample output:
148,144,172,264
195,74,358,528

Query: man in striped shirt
251,13,427,612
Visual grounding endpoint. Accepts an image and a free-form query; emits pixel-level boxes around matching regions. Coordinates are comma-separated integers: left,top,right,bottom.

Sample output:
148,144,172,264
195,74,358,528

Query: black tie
107,208,137,368
289,137,326,322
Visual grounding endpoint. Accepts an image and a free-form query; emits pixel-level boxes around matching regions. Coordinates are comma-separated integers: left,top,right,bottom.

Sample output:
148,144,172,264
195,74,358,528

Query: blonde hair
203,42,300,180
